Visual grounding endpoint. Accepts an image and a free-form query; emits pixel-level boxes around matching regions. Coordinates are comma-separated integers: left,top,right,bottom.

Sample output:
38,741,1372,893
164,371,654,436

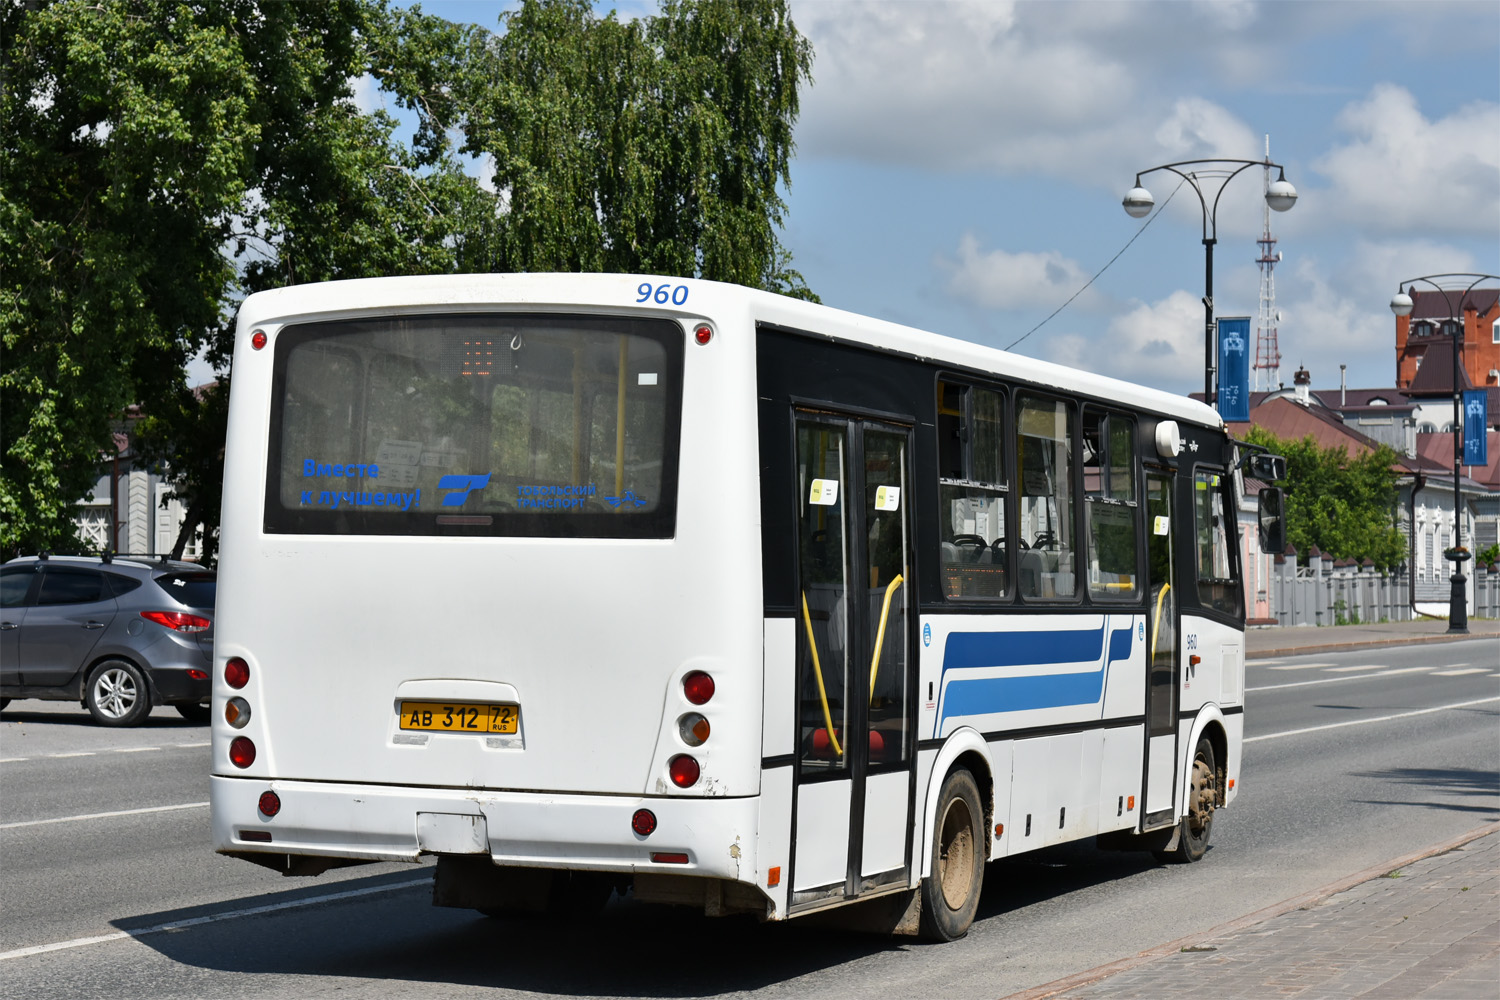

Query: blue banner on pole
1462,389,1488,467
1217,317,1251,422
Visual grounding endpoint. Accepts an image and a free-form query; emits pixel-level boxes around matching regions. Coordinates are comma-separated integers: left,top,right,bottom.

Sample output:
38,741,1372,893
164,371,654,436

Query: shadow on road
1351,765,1500,817
117,845,1169,995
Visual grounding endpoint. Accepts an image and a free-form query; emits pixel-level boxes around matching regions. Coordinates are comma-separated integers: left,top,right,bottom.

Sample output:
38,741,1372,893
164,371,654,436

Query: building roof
1416,430,1500,488
1408,287,1500,320
1402,339,1476,396
1225,396,1415,471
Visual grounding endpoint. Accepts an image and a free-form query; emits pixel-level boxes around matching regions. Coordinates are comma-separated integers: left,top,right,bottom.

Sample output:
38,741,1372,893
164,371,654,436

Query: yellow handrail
868,574,905,702
800,591,843,757
1150,582,1172,664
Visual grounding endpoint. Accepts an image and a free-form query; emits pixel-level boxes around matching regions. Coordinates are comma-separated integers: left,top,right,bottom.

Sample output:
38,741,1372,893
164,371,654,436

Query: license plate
399,701,519,734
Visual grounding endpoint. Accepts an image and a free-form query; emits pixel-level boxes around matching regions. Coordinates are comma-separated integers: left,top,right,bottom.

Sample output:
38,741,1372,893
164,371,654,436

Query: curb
999,820,1500,1000
1247,630,1497,660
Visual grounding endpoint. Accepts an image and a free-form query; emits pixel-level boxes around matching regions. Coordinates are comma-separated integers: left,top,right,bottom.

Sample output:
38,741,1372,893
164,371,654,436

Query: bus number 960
637,282,689,306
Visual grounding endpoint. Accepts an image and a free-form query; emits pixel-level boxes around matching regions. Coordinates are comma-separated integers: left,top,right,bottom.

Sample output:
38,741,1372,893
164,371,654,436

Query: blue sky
382,1,1499,399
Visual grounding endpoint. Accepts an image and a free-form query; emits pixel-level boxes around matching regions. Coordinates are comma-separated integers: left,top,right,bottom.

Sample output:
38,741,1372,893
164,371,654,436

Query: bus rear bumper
210,774,760,882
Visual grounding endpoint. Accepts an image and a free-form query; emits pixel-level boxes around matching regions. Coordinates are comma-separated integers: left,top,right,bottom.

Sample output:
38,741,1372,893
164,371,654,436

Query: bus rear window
264,314,683,538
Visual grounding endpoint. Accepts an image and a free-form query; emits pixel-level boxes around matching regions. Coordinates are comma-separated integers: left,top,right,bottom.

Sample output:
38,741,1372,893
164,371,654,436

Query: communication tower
1254,135,1284,391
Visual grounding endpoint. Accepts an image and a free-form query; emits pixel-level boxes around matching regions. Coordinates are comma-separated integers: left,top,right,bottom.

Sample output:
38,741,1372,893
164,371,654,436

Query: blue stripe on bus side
937,619,1135,724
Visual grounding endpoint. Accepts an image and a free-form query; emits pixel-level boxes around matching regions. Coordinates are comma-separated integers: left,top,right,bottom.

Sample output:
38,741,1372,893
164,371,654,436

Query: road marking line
1248,666,1433,692
51,752,96,758
177,741,210,748
115,747,160,753
0,801,208,831
1431,667,1489,676
0,758,28,763
1266,663,1336,671
1325,664,1386,672
0,877,431,962
1245,696,1500,743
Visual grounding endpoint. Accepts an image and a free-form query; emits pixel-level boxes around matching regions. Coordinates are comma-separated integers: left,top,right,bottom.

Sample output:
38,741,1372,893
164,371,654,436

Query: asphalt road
2,637,1496,999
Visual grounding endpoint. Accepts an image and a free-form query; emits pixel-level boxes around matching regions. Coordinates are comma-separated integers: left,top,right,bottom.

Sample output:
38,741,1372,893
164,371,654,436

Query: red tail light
225,657,250,689
141,610,211,633
682,671,714,705
632,809,657,836
258,791,281,817
668,754,700,788
651,852,689,864
229,737,256,768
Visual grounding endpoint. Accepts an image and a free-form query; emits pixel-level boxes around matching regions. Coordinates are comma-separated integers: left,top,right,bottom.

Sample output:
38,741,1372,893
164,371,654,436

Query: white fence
1270,550,1500,626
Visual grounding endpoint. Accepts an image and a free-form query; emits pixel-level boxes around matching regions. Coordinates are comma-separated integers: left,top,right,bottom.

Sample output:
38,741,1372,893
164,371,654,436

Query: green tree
373,0,817,297
1245,427,1407,570
2,0,477,561
3,0,815,562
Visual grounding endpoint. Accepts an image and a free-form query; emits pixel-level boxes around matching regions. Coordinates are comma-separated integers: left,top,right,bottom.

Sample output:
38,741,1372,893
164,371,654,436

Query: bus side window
936,381,1009,600
1083,410,1140,600
1193,469,1243,615
1017,394,1076,600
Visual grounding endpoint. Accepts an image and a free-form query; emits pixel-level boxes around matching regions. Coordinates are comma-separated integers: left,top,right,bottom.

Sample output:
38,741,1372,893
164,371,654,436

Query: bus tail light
258,791,281,817
677,713,710,746
229,737,256,768
682,671,714,705
225,697,251,728
651,852,689,864
632,809,657,836
668,755,699,788
693,325,712,346
225,657,250,689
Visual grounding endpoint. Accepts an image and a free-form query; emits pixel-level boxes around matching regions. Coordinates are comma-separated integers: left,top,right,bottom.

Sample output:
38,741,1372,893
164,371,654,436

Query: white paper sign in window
808,479,840,506
1153,515,1170,536
874,485,901,511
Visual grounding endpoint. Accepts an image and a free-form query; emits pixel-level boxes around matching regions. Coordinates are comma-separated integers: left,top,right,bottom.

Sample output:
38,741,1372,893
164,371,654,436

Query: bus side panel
756,765,793,918
1097,725,1144,834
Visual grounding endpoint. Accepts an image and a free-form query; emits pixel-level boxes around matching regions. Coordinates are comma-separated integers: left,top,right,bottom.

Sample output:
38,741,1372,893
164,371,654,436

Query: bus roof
237,272,1224,431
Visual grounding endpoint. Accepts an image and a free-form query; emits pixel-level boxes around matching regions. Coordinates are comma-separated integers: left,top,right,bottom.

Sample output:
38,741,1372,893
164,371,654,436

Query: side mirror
1257,487,1286,555
1247,453,1287,482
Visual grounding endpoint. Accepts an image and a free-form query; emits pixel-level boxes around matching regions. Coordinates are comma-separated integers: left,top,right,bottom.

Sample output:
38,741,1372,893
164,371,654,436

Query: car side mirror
1258,487,1286,555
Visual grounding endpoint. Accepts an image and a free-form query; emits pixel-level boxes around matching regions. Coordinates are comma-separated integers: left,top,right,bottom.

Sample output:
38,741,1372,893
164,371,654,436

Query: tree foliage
2,0,814,562
1245,427,1407,570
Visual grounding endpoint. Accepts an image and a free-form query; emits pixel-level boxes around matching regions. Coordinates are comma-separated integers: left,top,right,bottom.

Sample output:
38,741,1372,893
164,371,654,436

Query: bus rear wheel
919,767,985,941
1155,736,1217,864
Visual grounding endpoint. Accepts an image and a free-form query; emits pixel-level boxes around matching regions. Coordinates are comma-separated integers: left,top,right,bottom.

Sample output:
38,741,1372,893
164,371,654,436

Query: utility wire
1004,177,1188,352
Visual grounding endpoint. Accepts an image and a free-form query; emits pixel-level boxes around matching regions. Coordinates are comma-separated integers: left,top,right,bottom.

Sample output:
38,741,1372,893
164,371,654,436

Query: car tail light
141,610,211,632
632,809,657,836
225,697,251,728
258,791,281,817
229,736,256,768
225,657,249,689
187,669,208,681
677,713,710,746
668,754,699,788
682,671,714,705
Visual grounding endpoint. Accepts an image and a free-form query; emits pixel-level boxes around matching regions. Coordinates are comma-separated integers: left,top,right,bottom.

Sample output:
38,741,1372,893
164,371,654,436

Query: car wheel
86,660,152,727
175,702,211,723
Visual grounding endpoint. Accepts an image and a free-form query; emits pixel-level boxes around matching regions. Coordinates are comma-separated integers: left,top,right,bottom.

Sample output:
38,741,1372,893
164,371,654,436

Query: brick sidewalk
1012,827,1500,1000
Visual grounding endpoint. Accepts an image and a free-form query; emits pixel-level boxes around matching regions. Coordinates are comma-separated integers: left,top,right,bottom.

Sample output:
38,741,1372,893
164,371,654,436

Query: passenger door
789,412,916,905
19,567,119,687
1142,472,1179,829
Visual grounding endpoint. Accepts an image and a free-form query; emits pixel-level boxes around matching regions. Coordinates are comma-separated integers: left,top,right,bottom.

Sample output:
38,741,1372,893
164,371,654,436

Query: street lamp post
1123,159,1297,404
1389,273,1499,635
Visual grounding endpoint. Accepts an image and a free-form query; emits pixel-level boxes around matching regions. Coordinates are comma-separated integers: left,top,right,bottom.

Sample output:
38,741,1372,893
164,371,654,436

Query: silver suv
0,555,215,726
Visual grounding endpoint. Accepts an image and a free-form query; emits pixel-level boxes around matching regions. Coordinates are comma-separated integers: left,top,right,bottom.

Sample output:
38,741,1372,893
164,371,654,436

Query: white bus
213,273,1282,940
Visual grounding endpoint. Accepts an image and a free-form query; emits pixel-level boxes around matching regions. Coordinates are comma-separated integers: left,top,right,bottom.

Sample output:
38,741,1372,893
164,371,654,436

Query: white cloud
941,235,1097,310
349,74,385,115
1038,290,1207,393
1152,98,1260,162
1312,84,1500,236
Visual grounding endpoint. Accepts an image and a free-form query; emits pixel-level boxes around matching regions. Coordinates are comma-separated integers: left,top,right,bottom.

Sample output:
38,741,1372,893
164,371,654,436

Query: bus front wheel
1155,736,1217,864
919,767,985,941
